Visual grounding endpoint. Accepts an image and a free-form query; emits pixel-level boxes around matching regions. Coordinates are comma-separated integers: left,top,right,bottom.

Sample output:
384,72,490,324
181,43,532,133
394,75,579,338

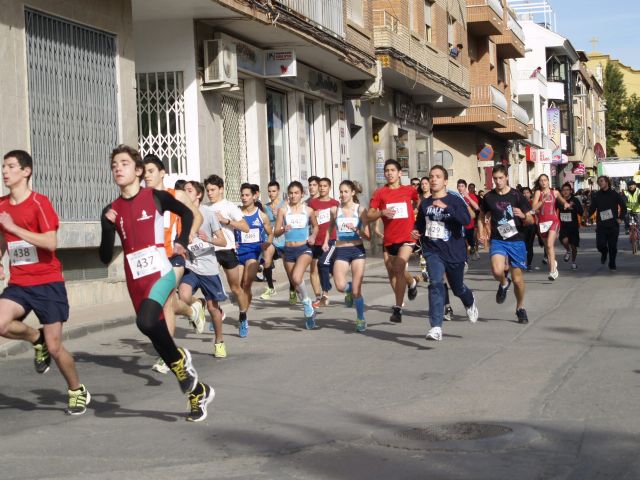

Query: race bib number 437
8,240,39,266
126,246,170,280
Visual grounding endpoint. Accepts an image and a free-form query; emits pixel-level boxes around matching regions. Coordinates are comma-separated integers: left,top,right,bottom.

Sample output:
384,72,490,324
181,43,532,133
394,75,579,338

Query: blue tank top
266,200,286,247
336,204,362,242
236,207,264,254
284,205,309,243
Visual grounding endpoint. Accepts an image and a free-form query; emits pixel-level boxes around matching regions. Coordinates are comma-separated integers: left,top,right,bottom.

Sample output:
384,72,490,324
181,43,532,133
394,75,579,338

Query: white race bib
600,209,613,221
425,218,446,239
317,209,331,225
241,228,260,244
386,202,409,219
539,221,554,233
188,238,209,257
8,240,39,266
126,246,171,280
497,220,518,239
286,213,307,229
560,213,572,222
336,218,356,233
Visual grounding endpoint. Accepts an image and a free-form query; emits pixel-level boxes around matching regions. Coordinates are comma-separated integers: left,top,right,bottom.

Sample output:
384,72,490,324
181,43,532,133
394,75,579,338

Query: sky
536,0,640,69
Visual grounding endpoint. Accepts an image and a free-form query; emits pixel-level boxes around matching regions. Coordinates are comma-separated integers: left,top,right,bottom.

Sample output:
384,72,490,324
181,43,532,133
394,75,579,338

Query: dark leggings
524,226,536,267
136,299,181,365
596,227,619,267
264,265,295,291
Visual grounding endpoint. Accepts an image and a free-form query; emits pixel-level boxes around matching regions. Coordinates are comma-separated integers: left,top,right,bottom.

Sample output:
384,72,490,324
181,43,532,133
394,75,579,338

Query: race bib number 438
8,240,39,266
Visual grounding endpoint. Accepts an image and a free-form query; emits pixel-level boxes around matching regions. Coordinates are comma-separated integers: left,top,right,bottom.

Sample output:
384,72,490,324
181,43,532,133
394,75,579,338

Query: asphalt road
1,230,639,480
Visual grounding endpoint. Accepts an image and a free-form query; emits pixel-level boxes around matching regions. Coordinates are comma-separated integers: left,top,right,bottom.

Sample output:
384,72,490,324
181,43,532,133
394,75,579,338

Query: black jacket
588,188,627,230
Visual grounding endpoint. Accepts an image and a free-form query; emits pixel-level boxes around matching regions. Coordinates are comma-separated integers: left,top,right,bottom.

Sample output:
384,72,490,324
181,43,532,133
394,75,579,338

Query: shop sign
234,39,265,76
280,62,342,103
572,163,586,175
394,93,432,129
525,145,538,162
538,149,552,164
265,49,297,77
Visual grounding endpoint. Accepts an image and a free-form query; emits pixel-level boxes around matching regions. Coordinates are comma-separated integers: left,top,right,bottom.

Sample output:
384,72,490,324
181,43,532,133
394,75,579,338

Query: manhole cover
395,423,512,442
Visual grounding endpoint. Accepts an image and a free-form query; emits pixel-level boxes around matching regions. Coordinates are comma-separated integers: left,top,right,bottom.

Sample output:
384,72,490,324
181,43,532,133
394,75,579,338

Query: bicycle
629,214,639,255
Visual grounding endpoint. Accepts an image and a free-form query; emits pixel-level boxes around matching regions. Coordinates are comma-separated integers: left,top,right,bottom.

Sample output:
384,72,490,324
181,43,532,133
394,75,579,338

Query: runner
274,181,319,329
520,187,536,271
478,165,534,324
531,174,571,280
234,183,273,337
143,155,204,374
368,159,420,324
324,180,370,332
623,181,640,234
202,175,251,335
260,181,296,302
588,175,627,270
558,183,584,270
412,165,478,341
0,150,89,415
100,145,213,421
177,181,228,357
457,179,480,261
306,176,322,303
417,177,431,281
308,177,340,308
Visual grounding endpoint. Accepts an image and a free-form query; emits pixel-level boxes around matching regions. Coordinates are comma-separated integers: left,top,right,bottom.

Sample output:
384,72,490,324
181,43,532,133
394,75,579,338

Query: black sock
265,266,274,289
33,328,44,346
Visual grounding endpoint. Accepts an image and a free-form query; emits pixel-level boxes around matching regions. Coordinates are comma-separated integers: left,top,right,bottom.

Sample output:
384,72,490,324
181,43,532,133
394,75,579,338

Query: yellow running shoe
214,342,227,358
66,384,90,415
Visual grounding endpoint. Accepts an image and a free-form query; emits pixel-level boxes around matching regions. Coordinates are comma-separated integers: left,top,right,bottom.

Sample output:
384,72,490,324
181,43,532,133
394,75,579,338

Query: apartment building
370,0,470,184
432,0,529,189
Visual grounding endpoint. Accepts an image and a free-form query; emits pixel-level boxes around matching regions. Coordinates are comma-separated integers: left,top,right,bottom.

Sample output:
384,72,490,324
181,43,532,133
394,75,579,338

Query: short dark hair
430,165,448,180
174,179,187,190
142,153,165,172
241,182,259,195
186,180,204,200
319,177,332,186
4,150,33,181
561,182,573,192
268,180,280,189
492,165,508,176
410,177,420,183
307,176,320,184
111,145,144,179
384,159,402,171
457,179,467,186
288,180,304,193
521,186,532,195
252,183,260,192
204,174,224,189
597,175,611,188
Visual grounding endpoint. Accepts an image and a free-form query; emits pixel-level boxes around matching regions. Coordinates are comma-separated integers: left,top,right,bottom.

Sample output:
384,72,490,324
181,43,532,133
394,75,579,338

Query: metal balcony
494,10,525,58
467,0,503,36
511,100,529,124
275,0,345,38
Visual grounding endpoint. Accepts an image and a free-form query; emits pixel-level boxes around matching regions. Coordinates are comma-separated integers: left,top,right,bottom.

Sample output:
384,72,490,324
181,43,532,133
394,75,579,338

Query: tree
603,62,627,156
627,94,640,156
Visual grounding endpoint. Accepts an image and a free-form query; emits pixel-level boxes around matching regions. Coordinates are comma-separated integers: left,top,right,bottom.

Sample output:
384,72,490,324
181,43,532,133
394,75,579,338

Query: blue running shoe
344,282,353,308
303,300,316,329
239,319,248,338
305,314,316,330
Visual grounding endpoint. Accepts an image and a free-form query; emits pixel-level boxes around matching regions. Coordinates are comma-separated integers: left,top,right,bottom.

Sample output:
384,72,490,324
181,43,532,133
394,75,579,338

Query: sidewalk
0,254,388,357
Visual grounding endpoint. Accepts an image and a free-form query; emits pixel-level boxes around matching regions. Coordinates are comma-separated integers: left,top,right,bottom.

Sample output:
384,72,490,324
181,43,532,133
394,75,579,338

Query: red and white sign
538,149,552,164
525,146,538,162
572,163,586,175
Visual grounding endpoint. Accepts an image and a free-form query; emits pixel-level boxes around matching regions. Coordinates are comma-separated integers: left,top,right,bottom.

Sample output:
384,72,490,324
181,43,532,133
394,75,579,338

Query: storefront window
267,89,289,194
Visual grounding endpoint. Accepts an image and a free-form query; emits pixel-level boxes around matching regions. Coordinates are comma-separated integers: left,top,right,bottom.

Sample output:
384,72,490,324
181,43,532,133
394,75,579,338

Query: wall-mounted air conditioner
203,39,238,88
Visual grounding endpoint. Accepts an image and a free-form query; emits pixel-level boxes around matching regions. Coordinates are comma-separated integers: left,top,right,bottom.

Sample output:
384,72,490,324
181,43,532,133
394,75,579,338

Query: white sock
296,281,310,301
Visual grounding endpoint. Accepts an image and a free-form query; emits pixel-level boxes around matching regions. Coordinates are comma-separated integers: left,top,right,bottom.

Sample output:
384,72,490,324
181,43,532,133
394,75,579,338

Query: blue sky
550,0,640,69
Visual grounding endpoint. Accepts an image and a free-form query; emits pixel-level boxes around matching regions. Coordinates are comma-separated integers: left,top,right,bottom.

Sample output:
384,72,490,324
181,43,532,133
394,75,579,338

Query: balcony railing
488,0,505,17
471,85,508,113
372,9,398,33
275,0,345,38
519,70,547,85
511,100,529,123
507,11,525,43
529,128,541,146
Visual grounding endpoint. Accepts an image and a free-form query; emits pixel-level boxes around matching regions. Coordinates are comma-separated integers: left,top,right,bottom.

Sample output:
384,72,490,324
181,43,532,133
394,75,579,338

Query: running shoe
289,290,298,305
66,384,90,416
466,298,479,323
344,282,353,308
426,326,443,341
443,305,453,321
239,319,249,338
516,308,529,324
186,382,215,422
407,281,418,301
255,265,265,282
152,357,170,374
571,263,577,270
312,295,330,308
464,262,469,273
213,342,227,358
355,318,367,332
542,256,548,265
609,264,617,271
495,278,511,304
170,348,198,394
563,251,571,262
33,331,51,374
600,252,607,265
190,301,206,334
303,299,316,329
390,306,402,323
548,269,559,281
421,269,430,283
260,287,276,300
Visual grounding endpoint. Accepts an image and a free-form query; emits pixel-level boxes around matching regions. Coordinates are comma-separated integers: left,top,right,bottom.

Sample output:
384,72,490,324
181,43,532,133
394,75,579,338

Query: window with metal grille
221,94,248,203
137,72,187,175
25,9,119,221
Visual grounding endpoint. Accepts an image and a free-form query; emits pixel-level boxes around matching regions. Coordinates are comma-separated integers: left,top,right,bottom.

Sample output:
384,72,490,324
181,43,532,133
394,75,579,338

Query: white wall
134,19,201,185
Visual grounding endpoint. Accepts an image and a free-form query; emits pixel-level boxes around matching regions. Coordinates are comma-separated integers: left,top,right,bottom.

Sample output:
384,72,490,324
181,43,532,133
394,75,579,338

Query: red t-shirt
0,192,64,286
308,197,340,245
370,185,419,246
463,193,479,229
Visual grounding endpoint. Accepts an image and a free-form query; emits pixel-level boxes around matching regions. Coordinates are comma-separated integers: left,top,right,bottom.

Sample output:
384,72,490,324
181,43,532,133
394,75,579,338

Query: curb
0,257,391,359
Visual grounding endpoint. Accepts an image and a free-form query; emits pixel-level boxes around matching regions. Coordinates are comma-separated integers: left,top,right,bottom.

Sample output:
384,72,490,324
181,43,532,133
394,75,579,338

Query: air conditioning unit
203,39,238,86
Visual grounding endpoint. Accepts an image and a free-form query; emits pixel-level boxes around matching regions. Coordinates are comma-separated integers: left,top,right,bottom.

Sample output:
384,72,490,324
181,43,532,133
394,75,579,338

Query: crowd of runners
0,145,630,422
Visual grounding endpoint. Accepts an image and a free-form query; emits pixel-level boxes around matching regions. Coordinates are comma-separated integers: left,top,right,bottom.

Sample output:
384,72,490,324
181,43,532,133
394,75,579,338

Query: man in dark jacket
588,176,627,270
